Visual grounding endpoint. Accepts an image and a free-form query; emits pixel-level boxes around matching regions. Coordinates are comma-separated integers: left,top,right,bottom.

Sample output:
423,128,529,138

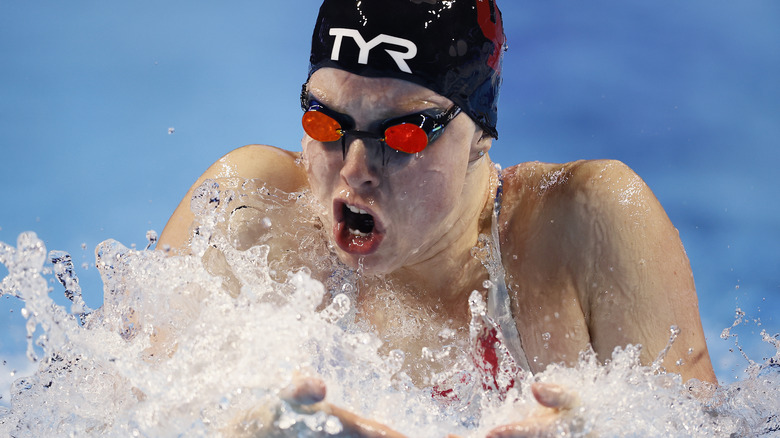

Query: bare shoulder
501,159,650,204
500,159,663,238
499,159,716,383
158,145,308,251
204,144,306,190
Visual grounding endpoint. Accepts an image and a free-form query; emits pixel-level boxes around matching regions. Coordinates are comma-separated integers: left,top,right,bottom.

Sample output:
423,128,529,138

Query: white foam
0,180,777,437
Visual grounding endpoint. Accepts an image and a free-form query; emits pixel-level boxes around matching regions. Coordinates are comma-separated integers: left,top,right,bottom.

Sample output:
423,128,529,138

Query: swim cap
308,0,506,139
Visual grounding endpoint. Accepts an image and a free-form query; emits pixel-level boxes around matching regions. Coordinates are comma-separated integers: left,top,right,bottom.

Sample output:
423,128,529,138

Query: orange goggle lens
302,111,343,142
384,123,428,154
303,110,430,154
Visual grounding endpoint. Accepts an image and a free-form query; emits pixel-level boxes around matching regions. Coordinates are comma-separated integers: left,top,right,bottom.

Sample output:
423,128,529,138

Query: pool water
1,182,777,437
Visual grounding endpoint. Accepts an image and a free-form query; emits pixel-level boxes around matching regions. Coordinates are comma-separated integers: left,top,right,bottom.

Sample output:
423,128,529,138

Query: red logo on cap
476,0,505,71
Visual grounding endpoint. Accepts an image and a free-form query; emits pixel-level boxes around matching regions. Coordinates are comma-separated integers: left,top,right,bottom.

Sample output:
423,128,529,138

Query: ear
469,128,493,162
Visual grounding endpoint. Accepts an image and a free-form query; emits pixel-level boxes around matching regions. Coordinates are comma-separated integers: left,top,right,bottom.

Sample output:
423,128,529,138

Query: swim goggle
301,93,462,157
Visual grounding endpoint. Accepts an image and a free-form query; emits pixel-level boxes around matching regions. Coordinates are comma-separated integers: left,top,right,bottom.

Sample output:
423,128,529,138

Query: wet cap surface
308,0,506,138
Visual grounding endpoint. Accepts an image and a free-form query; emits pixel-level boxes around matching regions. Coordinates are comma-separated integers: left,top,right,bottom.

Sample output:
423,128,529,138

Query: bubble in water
383,349,405,375
468,290,487,316
438,328,456,341
542,332,551,341
320,293,351,323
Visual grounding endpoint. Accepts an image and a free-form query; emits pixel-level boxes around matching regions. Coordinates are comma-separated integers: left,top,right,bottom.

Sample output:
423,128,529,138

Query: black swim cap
308,0,506,139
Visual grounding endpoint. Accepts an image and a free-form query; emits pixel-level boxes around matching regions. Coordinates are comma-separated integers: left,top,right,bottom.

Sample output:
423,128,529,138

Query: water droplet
262,217,272,228
145,230,158,250
324,416,343,435
482,280,493,289
438,328,455,341
542,332,551,341
146,230,157,242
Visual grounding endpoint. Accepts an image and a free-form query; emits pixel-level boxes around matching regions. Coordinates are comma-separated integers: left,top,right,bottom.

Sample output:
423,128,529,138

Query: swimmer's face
302,68,490,274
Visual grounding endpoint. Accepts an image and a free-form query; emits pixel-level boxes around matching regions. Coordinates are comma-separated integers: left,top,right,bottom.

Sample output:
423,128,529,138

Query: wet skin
301,68,494,291
159,68,717,436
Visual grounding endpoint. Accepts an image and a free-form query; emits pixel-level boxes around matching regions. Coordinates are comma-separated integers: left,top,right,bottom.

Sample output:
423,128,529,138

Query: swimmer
159,0,716,435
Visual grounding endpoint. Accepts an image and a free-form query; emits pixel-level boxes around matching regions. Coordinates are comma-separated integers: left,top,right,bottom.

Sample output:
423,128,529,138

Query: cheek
414,148,471,218
302,141,341,198
393,163,466,227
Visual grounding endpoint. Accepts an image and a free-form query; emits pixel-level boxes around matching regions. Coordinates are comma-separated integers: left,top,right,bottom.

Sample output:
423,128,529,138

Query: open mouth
344,204,374,236
333,201,384,255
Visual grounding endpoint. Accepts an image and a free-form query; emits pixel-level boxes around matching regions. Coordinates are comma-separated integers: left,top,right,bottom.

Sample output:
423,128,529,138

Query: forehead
307,68,453,115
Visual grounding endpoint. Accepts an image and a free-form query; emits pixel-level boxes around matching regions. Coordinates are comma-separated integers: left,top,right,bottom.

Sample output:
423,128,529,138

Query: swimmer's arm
571,160,716,384
157,145,306,252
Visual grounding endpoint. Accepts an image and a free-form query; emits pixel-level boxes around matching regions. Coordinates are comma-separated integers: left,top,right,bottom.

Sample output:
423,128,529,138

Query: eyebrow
303,81,449,113
305,93,449,127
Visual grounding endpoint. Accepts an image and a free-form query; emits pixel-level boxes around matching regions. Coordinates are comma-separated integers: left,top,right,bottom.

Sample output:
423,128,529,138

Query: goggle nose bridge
338,129,396,164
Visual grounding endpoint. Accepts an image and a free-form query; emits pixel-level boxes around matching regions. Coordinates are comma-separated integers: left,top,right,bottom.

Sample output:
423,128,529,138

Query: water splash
0,180,778,437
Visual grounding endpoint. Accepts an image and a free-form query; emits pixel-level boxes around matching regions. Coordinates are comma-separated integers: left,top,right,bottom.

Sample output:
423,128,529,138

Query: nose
340,138,381,191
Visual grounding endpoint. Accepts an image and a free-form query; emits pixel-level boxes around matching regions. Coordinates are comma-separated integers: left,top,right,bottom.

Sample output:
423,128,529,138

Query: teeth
348,228,369,237
346,204,368,215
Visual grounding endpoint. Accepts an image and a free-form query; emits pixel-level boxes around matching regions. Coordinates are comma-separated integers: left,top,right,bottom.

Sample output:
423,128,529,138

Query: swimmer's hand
484,383,580,438
282,375,407,438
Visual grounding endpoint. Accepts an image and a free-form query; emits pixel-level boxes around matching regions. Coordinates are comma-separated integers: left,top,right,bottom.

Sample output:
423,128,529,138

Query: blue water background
1,1,778,384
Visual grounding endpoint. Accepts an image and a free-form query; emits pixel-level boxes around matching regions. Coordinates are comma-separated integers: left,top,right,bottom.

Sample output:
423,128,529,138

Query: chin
333,248,399,276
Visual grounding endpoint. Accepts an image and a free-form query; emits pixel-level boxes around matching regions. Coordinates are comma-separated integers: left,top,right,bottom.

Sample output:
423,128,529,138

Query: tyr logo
329,28,417,74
